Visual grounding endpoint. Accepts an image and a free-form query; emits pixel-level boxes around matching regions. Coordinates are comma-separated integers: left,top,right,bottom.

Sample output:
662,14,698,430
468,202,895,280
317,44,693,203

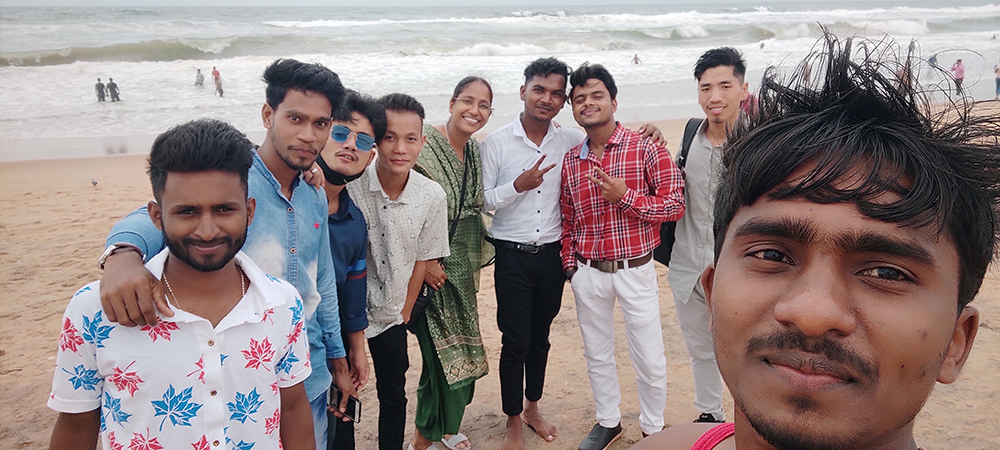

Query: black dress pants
494,244,565,416
366,324,409,450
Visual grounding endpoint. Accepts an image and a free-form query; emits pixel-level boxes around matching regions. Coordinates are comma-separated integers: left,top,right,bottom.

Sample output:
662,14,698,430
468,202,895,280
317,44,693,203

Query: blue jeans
310,391,335,449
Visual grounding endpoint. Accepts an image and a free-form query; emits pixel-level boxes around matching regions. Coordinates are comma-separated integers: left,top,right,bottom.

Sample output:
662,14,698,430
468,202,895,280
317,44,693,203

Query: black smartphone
327,385,362,423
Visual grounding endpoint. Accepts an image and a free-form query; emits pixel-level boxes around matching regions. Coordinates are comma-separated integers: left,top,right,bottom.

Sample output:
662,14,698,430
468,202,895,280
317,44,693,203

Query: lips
335,150,357,163
290,146,316,158
462,115,481,126
764,352,856,391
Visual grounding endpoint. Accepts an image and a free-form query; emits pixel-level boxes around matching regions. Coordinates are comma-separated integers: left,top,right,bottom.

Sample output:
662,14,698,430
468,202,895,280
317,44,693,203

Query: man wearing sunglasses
315,91,384,449
96,59,354,450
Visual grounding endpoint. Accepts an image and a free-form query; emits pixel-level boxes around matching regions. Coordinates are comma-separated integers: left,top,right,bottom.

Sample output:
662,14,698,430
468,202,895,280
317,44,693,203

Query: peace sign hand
513,154,557,193
585,167,627,204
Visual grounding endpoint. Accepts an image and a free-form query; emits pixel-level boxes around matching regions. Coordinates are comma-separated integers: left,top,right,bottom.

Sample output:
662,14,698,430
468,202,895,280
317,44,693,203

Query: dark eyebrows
733,217,817,245
834,231,935,266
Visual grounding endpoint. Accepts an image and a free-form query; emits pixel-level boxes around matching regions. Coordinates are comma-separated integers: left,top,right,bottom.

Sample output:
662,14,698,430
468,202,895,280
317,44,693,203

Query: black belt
487,236,561,254
575,252,653,274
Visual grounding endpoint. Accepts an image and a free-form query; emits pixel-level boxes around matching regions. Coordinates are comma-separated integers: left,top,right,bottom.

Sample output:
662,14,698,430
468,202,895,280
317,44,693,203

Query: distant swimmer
107,77,120,102
95,78,106,102
632,53,642,65
212,66,224,97
994,58,999,100
951,58,965,95
195,68,204,86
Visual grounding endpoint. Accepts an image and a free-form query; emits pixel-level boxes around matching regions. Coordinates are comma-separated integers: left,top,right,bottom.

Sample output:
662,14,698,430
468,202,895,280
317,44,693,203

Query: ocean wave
0,36,293,67
847,19,930,36
426,41,600,57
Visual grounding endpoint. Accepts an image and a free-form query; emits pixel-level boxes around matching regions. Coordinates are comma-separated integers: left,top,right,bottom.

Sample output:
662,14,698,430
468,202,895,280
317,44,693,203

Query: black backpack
652,117,703,266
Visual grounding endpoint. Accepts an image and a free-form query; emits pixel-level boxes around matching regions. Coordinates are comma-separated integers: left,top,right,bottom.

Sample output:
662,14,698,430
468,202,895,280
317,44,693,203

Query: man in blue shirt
97,58,353,450
316,91,386,449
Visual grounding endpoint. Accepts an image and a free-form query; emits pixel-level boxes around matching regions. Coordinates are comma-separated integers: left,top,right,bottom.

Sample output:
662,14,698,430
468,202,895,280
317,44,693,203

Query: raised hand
513,154,557,193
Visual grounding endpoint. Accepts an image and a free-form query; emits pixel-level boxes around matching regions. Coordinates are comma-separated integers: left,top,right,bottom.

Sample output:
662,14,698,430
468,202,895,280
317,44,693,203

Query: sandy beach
1,117,998,449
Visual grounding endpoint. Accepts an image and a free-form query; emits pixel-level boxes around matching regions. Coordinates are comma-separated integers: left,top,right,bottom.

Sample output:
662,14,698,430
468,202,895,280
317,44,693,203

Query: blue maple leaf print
289,298,303,324
151,384,202,431
63,364,101,391
103,391,132,427
220,354,229,366
82,311,114,348
227,388,263,424
275,350,299,375
265,273,281,283
233,440,255,450
100,409,106,432
74,286,92,297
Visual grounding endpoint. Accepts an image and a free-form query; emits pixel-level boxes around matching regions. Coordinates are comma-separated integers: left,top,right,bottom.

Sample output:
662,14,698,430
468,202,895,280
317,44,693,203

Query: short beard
162,220,247,272
279,150,315,172
744,409,856,450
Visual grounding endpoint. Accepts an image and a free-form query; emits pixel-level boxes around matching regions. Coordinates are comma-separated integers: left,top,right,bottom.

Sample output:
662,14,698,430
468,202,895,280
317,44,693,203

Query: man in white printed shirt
47,119,314,450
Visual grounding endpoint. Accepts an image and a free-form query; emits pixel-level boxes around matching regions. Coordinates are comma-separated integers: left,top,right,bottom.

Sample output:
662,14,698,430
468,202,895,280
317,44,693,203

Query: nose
298,125,318,143
193,213,221,242
342,134,358,152
772,262,858,338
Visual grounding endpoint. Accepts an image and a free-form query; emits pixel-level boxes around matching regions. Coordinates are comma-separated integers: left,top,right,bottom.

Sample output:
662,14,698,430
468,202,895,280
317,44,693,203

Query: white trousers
571,260,667,435
671,279,725,419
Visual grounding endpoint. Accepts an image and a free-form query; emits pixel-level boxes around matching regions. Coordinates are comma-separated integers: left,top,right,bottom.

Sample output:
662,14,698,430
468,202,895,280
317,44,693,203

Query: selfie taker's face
703,164,976,449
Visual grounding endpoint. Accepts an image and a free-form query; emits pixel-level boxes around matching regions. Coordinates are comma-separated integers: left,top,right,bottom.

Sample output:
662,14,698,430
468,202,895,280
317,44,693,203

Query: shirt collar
328,188,356,221
365,168,415,204
252,147,303,198
513,113,560,148
145,248,286,326
580,121,623,160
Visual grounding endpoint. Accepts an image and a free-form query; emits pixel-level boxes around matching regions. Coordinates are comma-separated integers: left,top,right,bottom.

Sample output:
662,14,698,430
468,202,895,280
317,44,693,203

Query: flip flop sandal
440,433,471,450
408,443,440,450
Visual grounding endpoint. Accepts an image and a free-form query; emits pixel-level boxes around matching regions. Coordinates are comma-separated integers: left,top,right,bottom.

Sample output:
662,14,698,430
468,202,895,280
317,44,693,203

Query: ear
448,98,455,115
261,102,274,129
245,197,256,228
420,134,427,148
701,264,717,319
363,150,376,166
519,84,527,102
936,305,979,384
147,200,163,231
611,97,618,114
741,82,750,98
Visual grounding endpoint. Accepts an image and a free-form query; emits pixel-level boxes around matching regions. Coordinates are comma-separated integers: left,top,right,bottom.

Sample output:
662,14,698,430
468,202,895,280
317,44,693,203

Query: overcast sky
1,0,825,6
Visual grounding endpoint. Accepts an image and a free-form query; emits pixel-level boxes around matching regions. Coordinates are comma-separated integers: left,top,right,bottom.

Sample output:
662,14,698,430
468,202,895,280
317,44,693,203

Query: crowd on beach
51,31,1000,450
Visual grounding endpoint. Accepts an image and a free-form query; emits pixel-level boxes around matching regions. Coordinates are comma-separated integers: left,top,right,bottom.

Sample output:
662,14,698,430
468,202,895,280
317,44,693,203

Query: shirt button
290,248,297,254
287,207,293,213
383,205,387,210
210,390,218,396
213,440,220,447
537,210,540,213
537,190,541,194
207,340,215,346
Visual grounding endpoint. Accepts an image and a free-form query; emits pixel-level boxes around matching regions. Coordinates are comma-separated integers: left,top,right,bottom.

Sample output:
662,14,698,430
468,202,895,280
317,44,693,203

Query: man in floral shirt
48,119,315,450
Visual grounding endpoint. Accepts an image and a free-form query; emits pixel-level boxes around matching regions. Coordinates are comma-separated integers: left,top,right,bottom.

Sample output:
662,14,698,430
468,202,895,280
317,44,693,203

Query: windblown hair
147,119,254,202
262,58,345,114
524,57,571,87
379,93,425,120
335,91,388,142
694,47,747,81
452,76,493,101
568,62,618,100
714,32,1000,309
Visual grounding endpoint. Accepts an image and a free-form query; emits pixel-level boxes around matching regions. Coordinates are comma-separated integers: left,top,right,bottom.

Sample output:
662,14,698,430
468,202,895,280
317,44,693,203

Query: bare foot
502,415,525,450
412,429,435,450
522,401,557,442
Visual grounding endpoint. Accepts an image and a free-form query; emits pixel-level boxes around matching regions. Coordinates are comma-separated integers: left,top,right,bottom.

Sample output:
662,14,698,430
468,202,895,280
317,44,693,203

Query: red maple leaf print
139,320,179,342
270,381,279,395
190,435,210,450
128,428,164,450
265,408,281,435
286,321,304,344
60,318,84,353
186,356,206,384
242,337,275,371
108,361,144,396
261,308,275,324
108,431,124,450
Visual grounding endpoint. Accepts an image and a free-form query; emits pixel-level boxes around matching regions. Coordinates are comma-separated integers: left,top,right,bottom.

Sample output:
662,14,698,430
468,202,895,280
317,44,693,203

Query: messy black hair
148,119,254,202
568,62,618,100
714,32,1000,310
262,58,345,115
524,57,571,87
694,47,747,81
334,91,388,142
379,92,426,120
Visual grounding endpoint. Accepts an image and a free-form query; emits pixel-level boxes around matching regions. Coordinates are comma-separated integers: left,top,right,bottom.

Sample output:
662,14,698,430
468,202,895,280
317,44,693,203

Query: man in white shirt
346,93,450,450
667,47,749,424
482,57,663,450
48,119,314,450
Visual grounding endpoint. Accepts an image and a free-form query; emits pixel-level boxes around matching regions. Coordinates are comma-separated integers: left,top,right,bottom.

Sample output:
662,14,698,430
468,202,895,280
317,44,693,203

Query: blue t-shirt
328,188,368,334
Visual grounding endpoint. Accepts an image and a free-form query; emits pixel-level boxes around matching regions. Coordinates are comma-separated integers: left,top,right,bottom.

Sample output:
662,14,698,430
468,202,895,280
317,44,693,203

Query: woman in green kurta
410,76,493,450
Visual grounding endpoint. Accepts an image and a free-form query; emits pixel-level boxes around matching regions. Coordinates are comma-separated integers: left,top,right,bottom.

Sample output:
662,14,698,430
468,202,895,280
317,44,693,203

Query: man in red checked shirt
559,62,685,450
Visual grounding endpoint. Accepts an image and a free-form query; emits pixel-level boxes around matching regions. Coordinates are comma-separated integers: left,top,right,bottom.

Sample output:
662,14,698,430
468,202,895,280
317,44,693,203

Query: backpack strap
677,118,703,169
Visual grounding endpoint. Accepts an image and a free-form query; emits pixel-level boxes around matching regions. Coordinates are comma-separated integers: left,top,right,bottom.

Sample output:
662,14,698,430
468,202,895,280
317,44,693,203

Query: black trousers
330,330,358,450
366,324,409,450
494,244,565,416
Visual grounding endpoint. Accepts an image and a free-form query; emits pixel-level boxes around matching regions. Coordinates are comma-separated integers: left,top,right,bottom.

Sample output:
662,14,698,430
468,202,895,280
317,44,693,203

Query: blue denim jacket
106,149,344,401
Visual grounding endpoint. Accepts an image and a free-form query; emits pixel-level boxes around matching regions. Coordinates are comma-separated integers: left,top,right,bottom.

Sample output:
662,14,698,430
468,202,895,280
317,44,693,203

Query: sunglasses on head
331,124,376,151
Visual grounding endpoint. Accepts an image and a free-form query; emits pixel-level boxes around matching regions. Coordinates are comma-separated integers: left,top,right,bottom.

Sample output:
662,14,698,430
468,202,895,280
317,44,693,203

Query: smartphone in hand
327,385,362,423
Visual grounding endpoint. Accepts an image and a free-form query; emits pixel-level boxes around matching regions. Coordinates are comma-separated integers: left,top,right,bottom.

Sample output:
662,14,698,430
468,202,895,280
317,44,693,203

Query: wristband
97,243,143,270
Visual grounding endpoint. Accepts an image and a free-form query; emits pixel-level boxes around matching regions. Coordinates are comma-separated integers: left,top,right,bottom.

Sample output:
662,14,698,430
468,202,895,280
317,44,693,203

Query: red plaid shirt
560,122,685,271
